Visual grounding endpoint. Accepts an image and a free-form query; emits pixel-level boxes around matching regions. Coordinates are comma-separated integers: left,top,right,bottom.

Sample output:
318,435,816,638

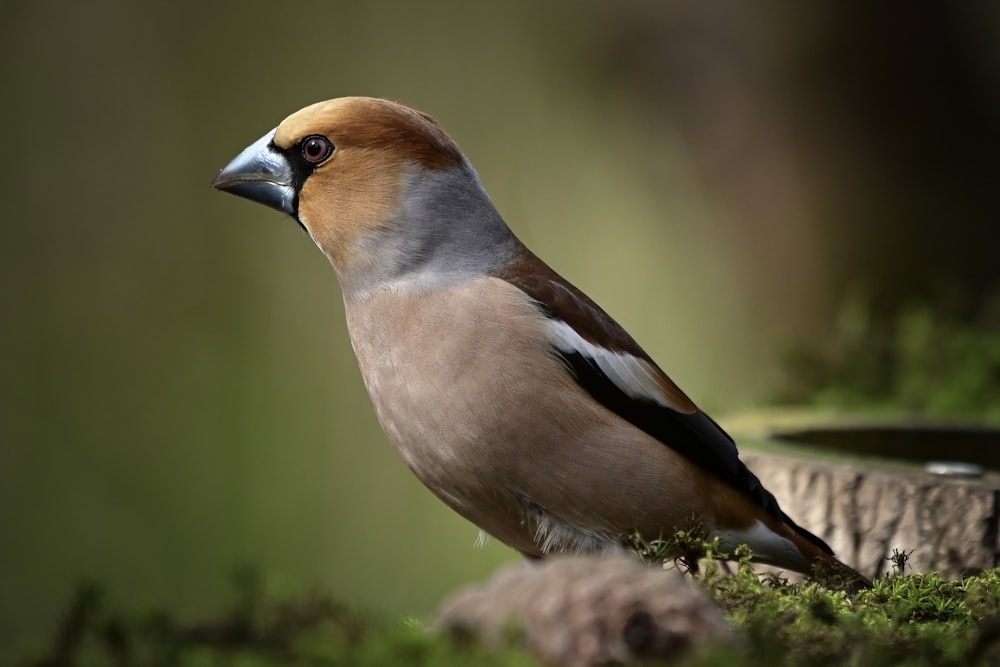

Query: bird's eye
302,135,334,163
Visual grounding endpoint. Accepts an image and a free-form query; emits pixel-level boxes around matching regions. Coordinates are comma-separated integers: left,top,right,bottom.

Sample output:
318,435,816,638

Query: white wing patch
546,319,687,413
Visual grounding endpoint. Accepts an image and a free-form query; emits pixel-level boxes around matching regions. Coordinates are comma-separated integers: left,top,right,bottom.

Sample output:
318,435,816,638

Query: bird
211,96,866,584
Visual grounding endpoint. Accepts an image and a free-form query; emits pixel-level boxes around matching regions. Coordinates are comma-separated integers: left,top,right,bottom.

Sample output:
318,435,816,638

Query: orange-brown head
212,97,518,296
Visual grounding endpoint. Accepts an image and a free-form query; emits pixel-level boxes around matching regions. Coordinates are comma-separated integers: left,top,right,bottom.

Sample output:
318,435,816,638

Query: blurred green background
4,1,1000,661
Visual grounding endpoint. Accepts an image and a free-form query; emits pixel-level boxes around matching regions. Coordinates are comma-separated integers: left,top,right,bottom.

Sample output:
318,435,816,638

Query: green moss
22,572,541,667
629,533,1000,666
25,551,1000,666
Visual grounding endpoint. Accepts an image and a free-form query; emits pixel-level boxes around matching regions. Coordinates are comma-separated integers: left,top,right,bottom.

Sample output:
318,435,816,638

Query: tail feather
776,520,872,591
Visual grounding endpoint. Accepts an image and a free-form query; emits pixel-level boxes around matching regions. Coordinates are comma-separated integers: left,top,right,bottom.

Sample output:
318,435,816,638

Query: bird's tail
776,519,872,591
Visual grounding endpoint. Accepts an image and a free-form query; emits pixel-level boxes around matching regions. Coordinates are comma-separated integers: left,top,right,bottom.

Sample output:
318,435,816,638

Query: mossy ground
23,541,1000,667
21,568,539,667
675,543,1000,667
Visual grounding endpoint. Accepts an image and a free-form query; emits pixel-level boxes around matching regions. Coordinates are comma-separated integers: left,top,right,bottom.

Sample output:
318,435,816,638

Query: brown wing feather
496,247,834,556
497,249,697,413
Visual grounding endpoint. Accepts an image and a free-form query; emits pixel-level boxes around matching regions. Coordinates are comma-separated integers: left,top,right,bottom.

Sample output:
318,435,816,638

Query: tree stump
729,413,1000,580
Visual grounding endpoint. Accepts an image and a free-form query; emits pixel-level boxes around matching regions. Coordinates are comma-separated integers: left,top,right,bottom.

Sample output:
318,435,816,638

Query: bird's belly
341,280,728,556
357,346,571,554
344,280,580,549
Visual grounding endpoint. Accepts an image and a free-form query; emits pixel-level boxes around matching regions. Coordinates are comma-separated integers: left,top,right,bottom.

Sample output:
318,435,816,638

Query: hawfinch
211,97,862,582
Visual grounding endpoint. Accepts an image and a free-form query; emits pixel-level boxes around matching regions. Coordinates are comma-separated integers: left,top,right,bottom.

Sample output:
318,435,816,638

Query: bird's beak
211,128,296,215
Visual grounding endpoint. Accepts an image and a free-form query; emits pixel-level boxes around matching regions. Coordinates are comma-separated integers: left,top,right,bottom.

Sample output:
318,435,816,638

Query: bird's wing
498,250,830,554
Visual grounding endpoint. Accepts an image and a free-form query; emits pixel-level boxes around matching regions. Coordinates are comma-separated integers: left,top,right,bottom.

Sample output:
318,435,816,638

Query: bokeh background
4,1,1000,660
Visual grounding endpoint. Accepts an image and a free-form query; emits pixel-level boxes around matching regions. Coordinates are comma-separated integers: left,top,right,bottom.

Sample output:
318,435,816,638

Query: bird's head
212,97,517,297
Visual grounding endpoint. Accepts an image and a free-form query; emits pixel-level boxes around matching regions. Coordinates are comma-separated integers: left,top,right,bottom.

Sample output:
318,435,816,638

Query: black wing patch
557,349,833,555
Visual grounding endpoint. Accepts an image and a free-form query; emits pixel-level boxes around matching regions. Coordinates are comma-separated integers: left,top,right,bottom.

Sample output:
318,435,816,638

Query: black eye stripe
273,135,336,219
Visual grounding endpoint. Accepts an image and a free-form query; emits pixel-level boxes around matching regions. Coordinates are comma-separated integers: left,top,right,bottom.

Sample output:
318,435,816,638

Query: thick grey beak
211,128,296,215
